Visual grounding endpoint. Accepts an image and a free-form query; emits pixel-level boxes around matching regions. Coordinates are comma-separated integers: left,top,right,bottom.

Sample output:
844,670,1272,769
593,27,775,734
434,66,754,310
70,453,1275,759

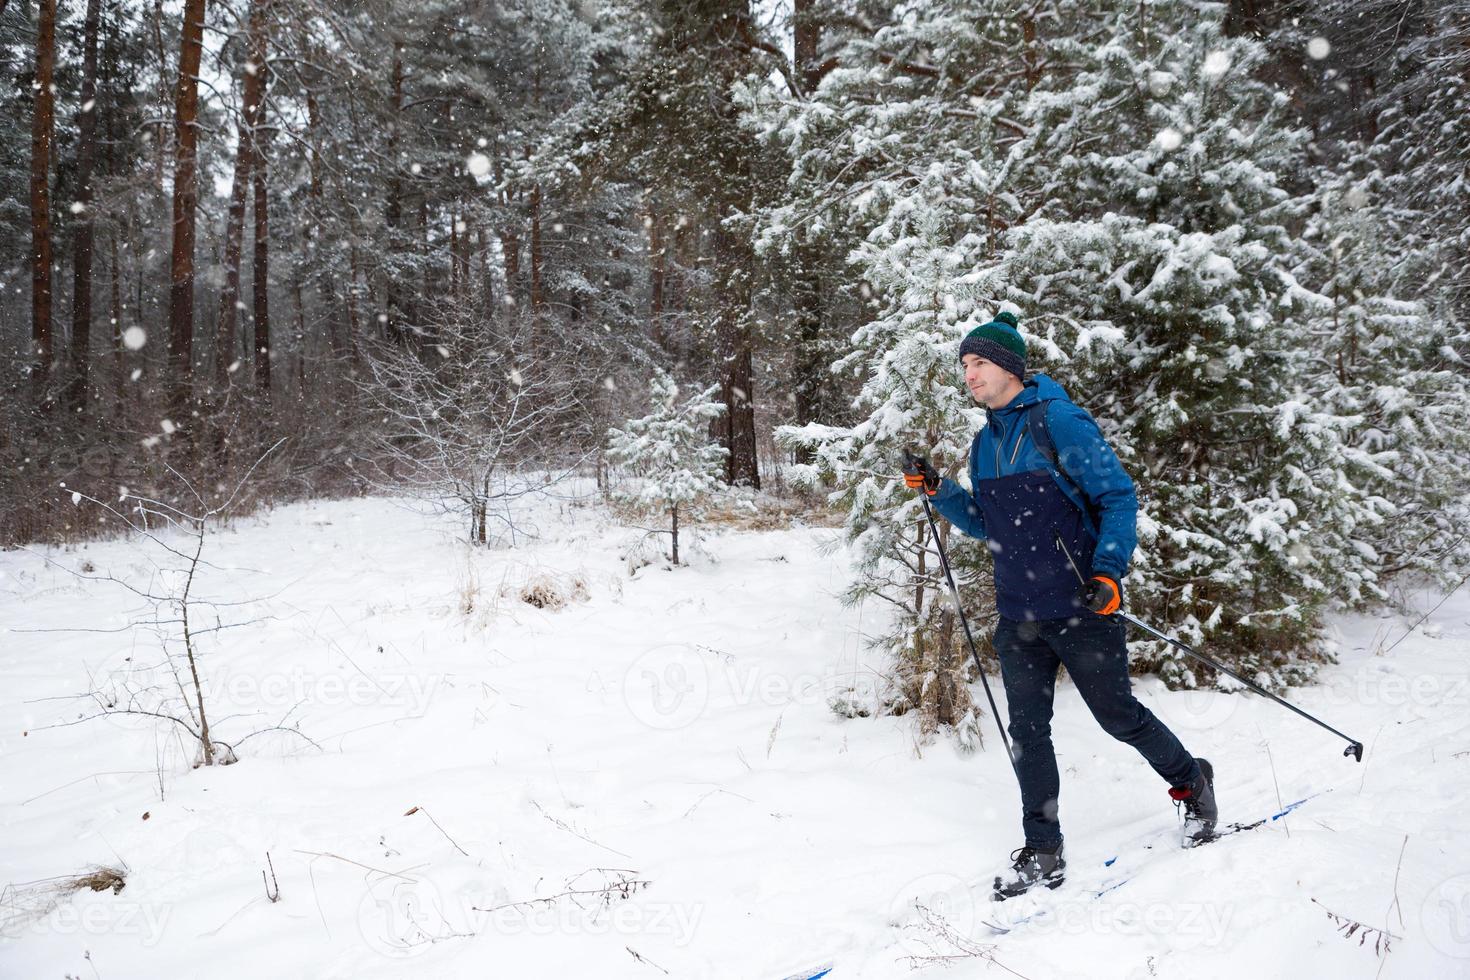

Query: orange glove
901,452,940,496
1080,575,1121,615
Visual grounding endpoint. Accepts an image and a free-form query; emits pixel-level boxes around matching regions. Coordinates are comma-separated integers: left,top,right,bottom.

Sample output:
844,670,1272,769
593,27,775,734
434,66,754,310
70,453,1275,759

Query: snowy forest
3,1,1470,977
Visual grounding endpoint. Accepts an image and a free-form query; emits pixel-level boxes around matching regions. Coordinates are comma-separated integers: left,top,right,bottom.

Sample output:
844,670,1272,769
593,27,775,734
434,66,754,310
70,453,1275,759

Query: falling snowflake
1307,37,1331,60
122,326,146,350
466,152,491,177
1201,50,1231,82
1157,128,1183,151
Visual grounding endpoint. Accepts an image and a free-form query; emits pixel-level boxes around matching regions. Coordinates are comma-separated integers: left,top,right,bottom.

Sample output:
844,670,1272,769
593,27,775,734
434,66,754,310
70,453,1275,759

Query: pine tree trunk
503,228,520,306
448,208,460,300
66,0,102,416
530,183,544,322
671,502,680,565
167,0,209,419
477,226,495,311
384,43,405,342
30,0,57,409
215,0,271,390
792,254,823,460
793,0,818,88
253,135,272,396
110,232,124,408
151,0,169,184
648,204,666,350
714,223,759,488
293,277,307,398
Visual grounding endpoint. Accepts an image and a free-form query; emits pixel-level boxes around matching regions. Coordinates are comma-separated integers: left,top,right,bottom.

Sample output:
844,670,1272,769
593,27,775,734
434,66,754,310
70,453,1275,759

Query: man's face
961,354,1019,408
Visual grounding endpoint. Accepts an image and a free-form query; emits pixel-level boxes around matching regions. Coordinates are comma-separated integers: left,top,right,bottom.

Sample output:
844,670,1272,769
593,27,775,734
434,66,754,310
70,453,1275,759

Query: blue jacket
930,375,1138,583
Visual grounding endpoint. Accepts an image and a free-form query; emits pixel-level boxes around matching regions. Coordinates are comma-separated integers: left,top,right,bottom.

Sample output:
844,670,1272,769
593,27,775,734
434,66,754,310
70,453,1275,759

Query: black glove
1079,574,1121,615
901,450,941,495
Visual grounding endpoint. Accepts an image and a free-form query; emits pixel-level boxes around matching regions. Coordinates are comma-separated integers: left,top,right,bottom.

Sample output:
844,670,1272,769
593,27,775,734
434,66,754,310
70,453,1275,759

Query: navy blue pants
993,614,1200,849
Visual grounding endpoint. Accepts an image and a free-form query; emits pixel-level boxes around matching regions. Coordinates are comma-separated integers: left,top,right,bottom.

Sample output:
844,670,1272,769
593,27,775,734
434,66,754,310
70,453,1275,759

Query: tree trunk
477,226,495,311
448,208,460,300
30,0,57,408
167,0,209,419
670,502,680,565
793,0,820,92
792,247,823,461
384,43,405,342
110,231,124,408
530,183,544,320
215,0,271,390
648,205,666,349
347,244,364,355
293,276,307,398
714,223,759,487
503,229,520,303
66,0,103,416
252,125,272,396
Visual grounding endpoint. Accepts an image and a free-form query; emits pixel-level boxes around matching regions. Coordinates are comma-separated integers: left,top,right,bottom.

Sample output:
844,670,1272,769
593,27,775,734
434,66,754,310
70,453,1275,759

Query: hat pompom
993,310,1020,329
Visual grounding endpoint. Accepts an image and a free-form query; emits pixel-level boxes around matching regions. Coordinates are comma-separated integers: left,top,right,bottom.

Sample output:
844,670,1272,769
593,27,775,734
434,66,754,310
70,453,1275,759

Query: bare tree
358,310,590,545
23,443,315,768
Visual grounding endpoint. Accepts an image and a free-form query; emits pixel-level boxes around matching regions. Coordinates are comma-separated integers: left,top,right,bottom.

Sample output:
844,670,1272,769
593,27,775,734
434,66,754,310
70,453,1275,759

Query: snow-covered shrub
515,572,589,611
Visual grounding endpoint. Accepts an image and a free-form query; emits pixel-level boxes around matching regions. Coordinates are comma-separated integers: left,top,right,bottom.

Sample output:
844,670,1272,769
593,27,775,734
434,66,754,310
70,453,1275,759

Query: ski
781,964,833,980
1128,788,1331,855
981,790,1331,934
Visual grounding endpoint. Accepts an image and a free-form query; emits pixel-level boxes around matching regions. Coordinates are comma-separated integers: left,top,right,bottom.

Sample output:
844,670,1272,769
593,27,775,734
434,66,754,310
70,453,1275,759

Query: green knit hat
958,310,1026,379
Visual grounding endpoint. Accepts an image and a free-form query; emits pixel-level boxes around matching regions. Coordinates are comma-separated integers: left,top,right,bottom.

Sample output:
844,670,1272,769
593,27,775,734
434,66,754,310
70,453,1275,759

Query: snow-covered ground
3,490,1468,979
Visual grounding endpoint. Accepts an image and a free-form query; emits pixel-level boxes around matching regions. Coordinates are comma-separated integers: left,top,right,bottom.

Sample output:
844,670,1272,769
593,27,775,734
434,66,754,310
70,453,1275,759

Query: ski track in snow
2,489,1468,978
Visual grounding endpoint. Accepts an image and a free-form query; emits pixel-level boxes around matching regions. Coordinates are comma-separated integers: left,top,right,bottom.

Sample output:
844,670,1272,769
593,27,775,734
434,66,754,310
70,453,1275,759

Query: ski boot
992,844,1066,901
1170,757,1219,844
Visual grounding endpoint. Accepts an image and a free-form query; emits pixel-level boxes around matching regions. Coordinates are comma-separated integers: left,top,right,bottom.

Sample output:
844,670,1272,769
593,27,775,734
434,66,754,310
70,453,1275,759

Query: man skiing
902,310,1218,900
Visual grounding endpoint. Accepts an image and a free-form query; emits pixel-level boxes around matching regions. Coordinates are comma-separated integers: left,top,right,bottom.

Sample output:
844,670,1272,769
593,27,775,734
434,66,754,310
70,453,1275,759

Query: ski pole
905,452,1017,773
1054,530,1365,762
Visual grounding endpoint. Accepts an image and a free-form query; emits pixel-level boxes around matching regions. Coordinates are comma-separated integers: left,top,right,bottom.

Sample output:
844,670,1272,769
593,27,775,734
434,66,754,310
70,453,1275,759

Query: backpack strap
1026,401,1097,533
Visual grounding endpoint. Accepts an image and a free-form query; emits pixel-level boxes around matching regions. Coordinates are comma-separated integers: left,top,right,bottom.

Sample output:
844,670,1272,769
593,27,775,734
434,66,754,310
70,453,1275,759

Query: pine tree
751,0,1466,694
607,370,727,566
749,0,1039,740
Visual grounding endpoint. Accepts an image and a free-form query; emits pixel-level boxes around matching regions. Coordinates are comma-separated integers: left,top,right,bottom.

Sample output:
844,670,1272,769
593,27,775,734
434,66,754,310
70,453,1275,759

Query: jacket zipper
994,414,1028,476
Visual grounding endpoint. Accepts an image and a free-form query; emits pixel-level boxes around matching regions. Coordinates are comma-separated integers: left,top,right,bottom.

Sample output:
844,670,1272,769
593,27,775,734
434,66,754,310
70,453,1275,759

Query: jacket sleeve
1045,401,1137,581
929,477,988,541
